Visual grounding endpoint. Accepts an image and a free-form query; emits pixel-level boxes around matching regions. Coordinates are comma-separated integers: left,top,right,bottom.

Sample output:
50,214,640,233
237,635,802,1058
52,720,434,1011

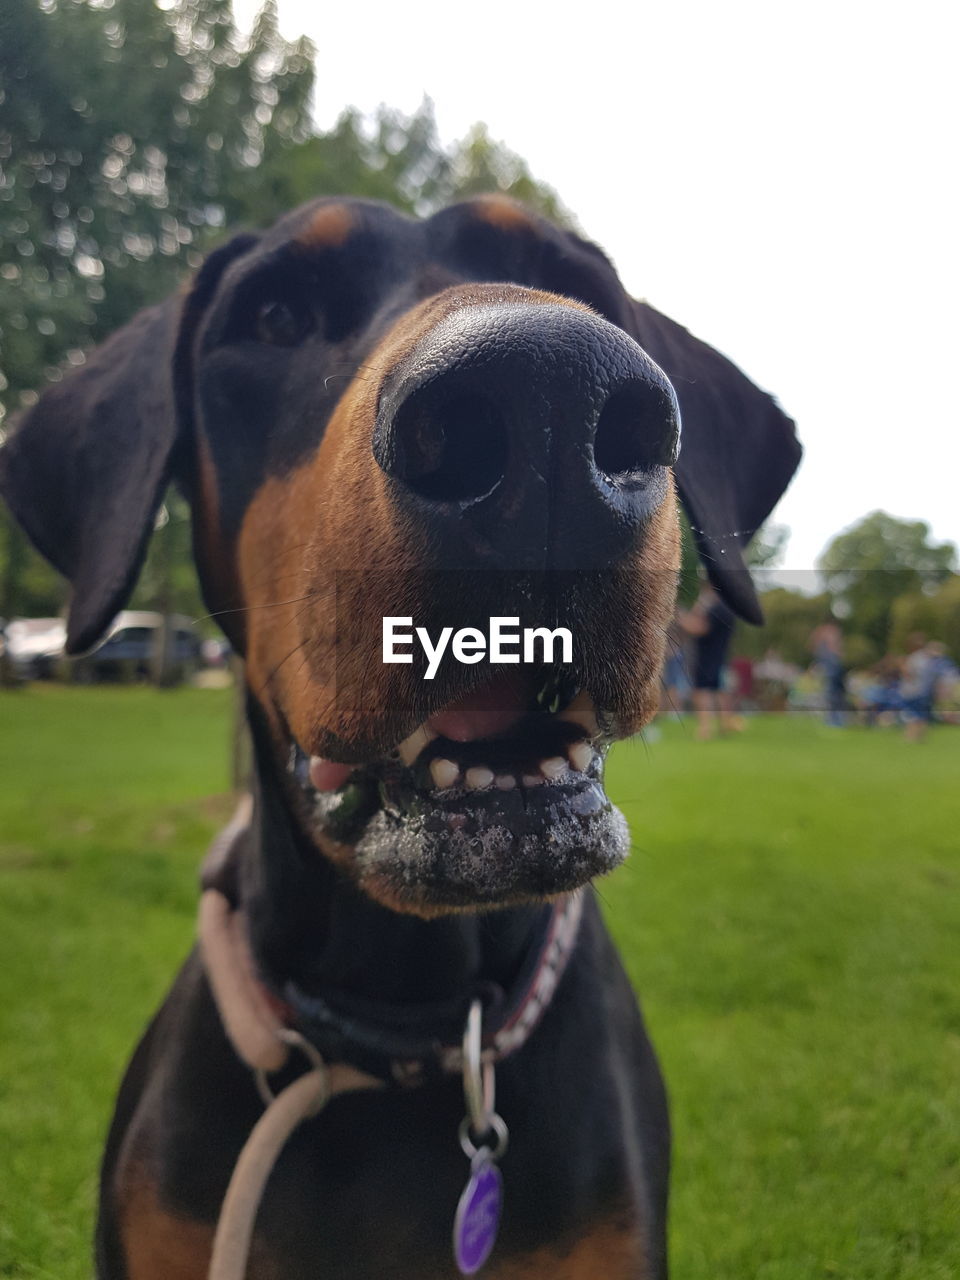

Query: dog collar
277,890,584,1085
198,804,584,1089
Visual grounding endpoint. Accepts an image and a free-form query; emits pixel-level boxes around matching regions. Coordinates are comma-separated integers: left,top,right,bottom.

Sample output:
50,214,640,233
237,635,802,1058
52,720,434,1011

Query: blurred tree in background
746,523,789,571
817,511,957,663
1,0,314,620
0,0,563,627
733,587,832,667
235,106,568,227
889,573,960,660
0,0,314,417
732,512,959,667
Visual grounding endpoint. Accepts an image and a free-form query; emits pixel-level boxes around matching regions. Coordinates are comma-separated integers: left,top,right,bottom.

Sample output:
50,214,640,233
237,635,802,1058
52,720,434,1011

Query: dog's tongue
308,759,355,791
427,672,530,742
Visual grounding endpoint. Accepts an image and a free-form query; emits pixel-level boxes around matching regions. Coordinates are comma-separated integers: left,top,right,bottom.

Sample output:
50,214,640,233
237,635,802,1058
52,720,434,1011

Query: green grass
603,719,960,1279
1,688,958,1278
0,686,234,1279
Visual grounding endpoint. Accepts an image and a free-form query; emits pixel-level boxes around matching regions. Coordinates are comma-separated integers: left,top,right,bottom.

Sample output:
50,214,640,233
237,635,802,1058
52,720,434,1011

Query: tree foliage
0,0,314,413
734,515,960,669
746,522,789,570
890,573,960,660
1,0,315,622
734,586,832,666
234,105,569,227
817,511,957,658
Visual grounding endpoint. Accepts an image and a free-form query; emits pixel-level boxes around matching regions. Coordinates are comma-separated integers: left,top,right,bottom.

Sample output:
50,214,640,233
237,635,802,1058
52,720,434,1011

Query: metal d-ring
458,1110,509,1162
460,998,508,1161
255,1027,330,1109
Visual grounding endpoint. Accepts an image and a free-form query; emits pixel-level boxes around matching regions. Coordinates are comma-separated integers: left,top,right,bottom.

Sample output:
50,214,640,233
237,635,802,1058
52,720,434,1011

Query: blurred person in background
901,634,944,741
659,614,691,719
809,617,846,727
681,585,741,740
858,655,905,727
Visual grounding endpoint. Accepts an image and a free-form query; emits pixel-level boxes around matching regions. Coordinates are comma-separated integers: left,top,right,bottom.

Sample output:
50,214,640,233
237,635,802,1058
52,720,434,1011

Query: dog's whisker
257,637,314,698
191,588,333,626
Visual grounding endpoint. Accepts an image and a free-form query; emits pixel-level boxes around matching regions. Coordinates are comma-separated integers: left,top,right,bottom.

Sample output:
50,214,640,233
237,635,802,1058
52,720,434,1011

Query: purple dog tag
453,1151,503,1275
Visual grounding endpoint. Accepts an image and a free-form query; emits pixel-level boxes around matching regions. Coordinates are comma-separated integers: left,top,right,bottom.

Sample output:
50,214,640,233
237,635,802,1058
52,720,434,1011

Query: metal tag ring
458,1110,509,1162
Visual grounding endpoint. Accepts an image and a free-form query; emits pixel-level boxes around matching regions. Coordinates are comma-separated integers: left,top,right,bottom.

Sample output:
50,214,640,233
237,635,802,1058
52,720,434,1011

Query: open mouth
287,672,630,912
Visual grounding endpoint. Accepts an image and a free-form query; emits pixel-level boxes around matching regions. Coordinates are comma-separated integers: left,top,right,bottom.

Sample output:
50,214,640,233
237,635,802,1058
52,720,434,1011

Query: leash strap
199,889,289,1073
208,1066,329,1280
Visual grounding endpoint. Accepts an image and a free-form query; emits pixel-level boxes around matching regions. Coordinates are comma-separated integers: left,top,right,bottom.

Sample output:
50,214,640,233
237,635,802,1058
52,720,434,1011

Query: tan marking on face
470,194,537,233
489,1215,649,1278
236,283,594,756
297,203,355,249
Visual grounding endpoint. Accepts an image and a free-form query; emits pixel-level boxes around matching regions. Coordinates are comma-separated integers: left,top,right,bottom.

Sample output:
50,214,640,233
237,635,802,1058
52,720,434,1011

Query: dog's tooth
541,756,567,780
430,758,460,789
465,766,494,790
568,742,594,773
495,774,517,790
557,690,600,737
397,724,436,766
522,773,544,787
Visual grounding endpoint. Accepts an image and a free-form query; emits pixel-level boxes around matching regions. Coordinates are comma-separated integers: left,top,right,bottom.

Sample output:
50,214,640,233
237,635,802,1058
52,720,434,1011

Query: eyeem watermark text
383,617,573,680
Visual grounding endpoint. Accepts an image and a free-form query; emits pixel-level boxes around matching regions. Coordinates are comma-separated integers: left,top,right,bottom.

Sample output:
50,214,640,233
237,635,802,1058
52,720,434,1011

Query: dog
0,194,800,1279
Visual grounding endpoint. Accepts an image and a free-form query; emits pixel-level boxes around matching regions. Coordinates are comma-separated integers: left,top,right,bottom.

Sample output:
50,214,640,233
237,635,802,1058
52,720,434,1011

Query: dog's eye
255,298,313,346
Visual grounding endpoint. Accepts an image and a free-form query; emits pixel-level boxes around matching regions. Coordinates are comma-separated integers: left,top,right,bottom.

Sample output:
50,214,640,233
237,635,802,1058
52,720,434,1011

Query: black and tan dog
0,195,800,1278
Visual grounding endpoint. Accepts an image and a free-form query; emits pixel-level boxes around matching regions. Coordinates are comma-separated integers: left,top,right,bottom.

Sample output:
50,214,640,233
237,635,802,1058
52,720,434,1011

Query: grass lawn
1,686,958,1278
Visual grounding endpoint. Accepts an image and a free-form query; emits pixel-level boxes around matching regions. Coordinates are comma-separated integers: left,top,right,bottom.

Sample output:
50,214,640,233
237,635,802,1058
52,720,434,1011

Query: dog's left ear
626,301,802,624
0,234,258,654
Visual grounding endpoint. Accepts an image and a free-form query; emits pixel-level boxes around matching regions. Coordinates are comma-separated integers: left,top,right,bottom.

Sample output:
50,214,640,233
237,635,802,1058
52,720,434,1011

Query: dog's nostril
592,382,680,481
388,389,508,501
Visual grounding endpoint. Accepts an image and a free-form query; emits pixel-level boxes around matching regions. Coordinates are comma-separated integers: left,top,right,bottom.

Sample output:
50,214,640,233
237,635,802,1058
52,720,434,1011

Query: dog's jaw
278,681,633,916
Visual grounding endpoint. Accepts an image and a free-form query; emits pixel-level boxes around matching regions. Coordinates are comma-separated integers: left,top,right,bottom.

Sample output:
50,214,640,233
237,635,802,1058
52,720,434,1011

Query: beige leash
208,1063,329,1280
199,878,381,1280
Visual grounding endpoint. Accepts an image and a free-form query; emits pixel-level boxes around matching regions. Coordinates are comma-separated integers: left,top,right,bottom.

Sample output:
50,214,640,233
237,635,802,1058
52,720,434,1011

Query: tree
233,101,568,227
0,0,315,621
232,102,451,224
733,586,832,666
0,0,314,405
440,122,568,222
746,522,789,569
890,574,960,661
817,511,957,659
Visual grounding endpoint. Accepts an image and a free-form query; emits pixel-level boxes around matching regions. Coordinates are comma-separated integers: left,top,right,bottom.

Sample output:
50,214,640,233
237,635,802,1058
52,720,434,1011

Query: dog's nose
373,303,680,569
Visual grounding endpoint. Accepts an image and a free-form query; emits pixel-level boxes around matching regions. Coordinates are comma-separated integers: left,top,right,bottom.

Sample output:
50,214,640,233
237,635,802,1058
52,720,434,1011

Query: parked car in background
3,616,67,680
71,611,200,683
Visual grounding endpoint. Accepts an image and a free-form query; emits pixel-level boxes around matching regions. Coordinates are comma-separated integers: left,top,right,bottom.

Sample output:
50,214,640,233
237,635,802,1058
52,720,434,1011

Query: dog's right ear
0,233,258,655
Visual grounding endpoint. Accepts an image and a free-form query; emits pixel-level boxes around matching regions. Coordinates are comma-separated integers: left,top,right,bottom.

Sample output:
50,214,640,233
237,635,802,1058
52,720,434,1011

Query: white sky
236,0,958,571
